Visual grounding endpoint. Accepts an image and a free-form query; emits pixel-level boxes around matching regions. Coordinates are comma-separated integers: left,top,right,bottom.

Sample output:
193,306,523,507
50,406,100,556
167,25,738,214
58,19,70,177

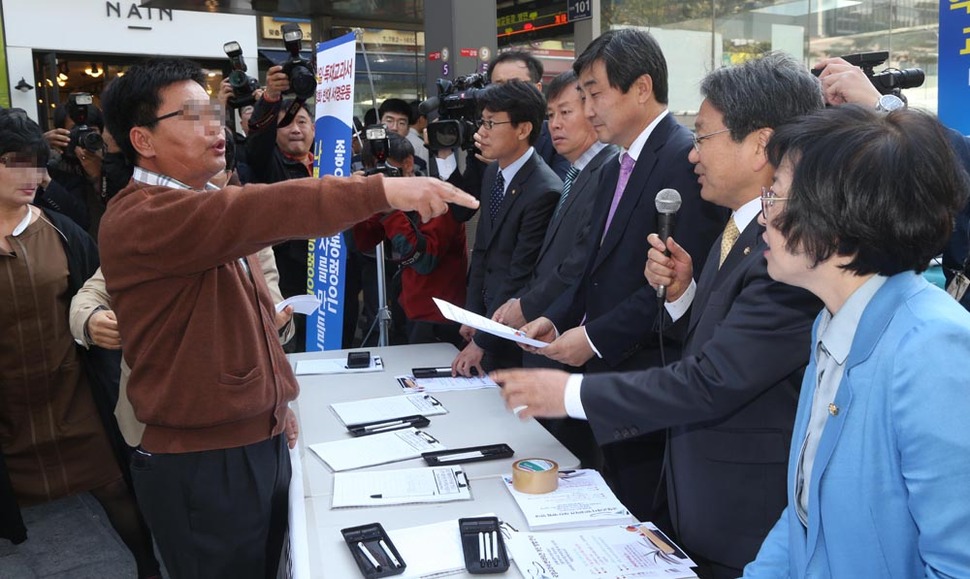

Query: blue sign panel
940,1,970,134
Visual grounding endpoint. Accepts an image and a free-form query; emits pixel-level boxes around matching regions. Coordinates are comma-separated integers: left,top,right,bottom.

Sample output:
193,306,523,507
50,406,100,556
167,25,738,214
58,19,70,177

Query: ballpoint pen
379,538,401,568
491,530,499,565
357,542,381,571
362,419,408,431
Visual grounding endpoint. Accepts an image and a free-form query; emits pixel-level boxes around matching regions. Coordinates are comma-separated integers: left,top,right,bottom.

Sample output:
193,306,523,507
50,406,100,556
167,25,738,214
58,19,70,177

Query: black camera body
362,125,402,177
224,41,259,108
815,51,925,97
281,23,316,102
65,92,104,157
420,73,488,152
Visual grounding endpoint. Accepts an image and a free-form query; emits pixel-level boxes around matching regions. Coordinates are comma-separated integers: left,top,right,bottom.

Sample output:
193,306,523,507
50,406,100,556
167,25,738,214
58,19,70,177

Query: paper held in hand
432,297,548,349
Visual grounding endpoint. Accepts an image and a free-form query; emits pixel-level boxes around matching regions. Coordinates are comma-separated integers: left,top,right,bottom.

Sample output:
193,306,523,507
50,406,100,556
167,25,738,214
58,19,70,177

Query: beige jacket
69,246,294,447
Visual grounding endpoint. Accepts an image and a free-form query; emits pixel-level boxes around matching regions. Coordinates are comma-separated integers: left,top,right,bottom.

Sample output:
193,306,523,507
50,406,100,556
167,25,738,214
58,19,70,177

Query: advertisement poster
307,31,356,351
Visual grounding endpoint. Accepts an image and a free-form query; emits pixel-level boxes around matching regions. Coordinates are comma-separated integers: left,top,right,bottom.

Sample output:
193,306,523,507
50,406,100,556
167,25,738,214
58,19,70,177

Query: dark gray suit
580,218,821,576
519,145,619,327
467,151,561,369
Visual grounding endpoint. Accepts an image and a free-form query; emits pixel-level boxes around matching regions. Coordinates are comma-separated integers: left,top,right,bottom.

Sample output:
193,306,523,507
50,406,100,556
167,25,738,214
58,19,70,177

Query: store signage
104,2,173,21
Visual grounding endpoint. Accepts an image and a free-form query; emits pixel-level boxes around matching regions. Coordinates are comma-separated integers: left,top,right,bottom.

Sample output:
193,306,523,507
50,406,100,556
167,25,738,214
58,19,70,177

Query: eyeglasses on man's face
691,128,730,152
141,101,225,127
761,186,789,220
381,115,409,129
476,118,514,131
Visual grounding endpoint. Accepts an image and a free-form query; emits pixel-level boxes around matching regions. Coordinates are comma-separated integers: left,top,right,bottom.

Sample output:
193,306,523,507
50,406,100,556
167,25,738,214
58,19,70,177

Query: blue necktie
553,165,580,221
489,170,506,222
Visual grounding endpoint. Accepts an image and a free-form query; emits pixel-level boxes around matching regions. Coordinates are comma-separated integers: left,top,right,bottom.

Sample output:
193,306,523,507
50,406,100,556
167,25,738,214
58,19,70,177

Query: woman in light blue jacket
743,105,970,578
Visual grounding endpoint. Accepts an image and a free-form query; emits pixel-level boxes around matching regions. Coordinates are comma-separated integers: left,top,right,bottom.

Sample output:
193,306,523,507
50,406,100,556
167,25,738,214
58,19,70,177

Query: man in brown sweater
99,59,476,579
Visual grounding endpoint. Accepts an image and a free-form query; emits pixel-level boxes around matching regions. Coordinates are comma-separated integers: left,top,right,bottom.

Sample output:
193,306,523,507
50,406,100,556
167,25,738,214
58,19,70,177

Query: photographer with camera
352,133,468,348
814,55,970,311
380,98,427,174
245,62,317,351
38,93,132,240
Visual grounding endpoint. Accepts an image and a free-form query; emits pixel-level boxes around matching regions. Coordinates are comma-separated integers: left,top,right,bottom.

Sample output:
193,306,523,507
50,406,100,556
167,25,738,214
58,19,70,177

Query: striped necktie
489,170,506,222
553,165,581,220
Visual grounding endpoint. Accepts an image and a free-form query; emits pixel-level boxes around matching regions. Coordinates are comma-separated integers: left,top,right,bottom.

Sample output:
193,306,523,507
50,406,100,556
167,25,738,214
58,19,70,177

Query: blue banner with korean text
940,1,970,135
307,31,356,351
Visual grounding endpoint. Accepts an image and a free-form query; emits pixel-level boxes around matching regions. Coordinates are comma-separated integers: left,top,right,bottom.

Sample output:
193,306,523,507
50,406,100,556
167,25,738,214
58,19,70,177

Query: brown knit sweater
99,174,388,453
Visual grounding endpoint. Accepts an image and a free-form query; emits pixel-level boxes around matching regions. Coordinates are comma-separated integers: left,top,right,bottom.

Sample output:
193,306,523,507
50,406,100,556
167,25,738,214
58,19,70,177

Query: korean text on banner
307,31,356,351
939,0,970,134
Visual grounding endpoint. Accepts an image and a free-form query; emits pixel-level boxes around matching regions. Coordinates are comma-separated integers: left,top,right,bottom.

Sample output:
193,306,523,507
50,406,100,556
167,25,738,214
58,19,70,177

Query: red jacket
353,210,467,323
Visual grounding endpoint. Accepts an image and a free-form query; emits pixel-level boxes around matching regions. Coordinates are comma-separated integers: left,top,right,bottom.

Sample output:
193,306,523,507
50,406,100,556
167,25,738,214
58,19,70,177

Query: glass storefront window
600,0,937,114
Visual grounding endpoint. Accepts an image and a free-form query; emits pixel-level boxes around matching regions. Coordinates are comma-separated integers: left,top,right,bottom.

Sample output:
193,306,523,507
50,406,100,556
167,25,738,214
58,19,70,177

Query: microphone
654,188,682,300
418,96,439,116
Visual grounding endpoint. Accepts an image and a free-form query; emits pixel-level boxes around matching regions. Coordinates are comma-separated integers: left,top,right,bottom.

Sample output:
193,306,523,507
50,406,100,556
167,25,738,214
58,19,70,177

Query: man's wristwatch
875,94,905,112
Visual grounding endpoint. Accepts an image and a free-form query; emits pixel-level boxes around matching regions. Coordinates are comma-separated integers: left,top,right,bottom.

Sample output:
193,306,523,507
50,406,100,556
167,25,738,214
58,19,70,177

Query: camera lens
80,130,104,152
290,67,316,101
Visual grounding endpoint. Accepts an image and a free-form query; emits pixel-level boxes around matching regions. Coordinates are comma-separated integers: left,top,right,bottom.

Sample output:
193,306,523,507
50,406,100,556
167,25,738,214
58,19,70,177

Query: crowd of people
1,26,969,579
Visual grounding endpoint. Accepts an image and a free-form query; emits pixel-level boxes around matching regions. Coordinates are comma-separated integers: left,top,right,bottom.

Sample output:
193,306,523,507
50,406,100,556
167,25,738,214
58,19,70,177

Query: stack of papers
506,523,696,579
501,469,635,531
396,374,499,393
309,428,446,471
332,465,471,508
330,393,448,427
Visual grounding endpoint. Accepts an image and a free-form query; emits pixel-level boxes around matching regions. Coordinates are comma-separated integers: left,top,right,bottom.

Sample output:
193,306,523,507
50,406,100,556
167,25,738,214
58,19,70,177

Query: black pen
412,366,452,378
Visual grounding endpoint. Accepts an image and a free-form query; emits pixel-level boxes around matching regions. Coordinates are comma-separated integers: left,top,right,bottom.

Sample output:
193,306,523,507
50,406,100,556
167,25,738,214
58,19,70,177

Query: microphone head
655,188,682,215
418,96,439,115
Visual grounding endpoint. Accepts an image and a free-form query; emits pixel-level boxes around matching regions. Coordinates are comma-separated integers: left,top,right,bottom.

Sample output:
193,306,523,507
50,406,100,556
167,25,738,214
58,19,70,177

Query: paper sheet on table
506,523,696,579
501,469,635,530
330,393,447,427
384,513,499,578
432,297,548,348
294,355,383,375
396,374,498,393
332,465,471,507
275,294,322,315
308,428,446,471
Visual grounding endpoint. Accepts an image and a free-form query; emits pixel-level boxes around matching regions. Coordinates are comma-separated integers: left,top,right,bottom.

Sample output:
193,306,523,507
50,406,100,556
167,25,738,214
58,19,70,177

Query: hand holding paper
275,294,322,315
432,298,548,348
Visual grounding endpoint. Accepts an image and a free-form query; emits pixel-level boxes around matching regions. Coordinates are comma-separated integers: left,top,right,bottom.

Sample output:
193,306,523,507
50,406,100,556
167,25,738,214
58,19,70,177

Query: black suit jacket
544,114,727,371
519,145,619,321
467,151,560,356
535,121,571,180
581,217,821,570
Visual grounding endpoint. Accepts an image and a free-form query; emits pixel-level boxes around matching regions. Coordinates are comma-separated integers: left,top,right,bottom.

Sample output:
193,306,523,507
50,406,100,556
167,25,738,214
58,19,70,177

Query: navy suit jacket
467,151,560,354
581,218,820,570
519,145,619,321
544,113,727,371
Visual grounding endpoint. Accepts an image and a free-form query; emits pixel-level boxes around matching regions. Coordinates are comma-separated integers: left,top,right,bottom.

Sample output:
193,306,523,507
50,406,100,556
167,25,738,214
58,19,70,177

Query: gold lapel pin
743,246,751,256
828,403,839,416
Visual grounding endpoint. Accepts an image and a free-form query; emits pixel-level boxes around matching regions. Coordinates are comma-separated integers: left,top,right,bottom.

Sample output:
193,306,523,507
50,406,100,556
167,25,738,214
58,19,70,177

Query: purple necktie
602,152,634,240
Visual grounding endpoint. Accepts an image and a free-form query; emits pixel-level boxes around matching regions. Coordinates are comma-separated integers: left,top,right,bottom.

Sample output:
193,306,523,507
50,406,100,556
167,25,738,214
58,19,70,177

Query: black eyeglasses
691,128,730,152
476,118,514,130
140,101,225,127
761,186,789,220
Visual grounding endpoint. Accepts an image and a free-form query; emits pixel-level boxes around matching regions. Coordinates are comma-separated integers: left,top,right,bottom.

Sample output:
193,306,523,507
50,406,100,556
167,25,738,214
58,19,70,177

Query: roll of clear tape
511,458,559,494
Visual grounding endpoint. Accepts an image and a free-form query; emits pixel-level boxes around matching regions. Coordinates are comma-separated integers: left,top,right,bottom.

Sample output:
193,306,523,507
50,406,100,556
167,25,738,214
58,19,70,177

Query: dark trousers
406,320,464,350
130,435,291,579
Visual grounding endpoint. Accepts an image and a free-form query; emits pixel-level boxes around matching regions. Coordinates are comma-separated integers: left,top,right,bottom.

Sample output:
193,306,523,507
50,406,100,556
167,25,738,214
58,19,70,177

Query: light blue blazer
743,273,970,578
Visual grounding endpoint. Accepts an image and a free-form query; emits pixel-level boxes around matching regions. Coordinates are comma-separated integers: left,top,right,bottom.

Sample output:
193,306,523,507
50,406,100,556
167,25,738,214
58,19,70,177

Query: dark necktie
489,170,506,222
553,165,581,221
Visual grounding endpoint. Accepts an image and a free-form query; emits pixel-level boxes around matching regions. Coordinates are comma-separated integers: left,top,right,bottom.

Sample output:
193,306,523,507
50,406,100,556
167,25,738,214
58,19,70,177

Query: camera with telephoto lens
362,125,402,177
419,72,488,152
223,41,259,108
65,93,104,158
280,23,316,102
813,51,924,97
